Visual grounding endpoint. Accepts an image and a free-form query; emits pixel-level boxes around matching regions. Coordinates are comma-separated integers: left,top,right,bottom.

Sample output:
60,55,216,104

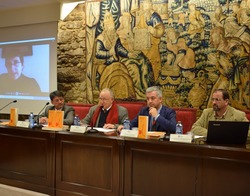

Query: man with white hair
82,88,128,129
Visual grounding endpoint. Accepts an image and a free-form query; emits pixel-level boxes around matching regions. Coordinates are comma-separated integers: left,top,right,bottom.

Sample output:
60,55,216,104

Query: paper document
194,135,205,139
92,127,116,133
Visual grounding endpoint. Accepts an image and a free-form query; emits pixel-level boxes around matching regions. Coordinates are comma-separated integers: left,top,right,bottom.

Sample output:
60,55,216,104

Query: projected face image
5,56,24,80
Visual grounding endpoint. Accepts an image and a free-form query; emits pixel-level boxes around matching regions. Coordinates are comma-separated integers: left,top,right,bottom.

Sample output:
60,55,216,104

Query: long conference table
0,125,250,196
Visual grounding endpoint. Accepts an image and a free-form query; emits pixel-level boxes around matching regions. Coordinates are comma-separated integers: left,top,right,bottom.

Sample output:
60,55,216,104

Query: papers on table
92,127,116,133
194,135,205,139
0,122,9,126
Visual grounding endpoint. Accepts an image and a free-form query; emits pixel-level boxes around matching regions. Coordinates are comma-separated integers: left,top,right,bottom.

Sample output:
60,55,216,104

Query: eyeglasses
6,61,22,67
99,97,110,102
211,98,223,102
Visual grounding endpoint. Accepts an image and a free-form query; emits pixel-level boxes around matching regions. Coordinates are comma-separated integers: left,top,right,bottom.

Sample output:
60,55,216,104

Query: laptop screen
206,121,250,145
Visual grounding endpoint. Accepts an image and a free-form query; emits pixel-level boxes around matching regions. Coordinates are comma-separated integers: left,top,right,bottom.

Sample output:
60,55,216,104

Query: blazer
130,105,176,133
39,104,75,125
82,104,128,128
191,106,249,137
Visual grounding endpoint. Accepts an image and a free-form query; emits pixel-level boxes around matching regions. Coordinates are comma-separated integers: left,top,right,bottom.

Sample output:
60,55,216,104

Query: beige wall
0,3,60,27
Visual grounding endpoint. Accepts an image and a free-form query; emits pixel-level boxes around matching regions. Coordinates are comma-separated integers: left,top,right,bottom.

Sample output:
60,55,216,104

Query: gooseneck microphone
34,102,50,128
0,100,17,112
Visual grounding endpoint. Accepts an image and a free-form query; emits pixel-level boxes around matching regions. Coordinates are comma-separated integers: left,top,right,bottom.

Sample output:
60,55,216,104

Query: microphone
0,100,17,112
34,102,49,128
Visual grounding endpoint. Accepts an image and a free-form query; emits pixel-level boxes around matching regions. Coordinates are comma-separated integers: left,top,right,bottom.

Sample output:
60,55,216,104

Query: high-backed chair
67,101,147,121
117,101,147,120
67,103,94,120
172,108,197,134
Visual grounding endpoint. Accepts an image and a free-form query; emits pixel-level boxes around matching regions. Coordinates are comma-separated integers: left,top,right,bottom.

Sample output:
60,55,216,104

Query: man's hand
39,117,48,124
149,107,158,118
103,123,116,129
117,125,124,133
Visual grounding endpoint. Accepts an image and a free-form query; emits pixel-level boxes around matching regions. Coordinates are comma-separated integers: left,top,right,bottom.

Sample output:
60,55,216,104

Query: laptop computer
206,121,250,145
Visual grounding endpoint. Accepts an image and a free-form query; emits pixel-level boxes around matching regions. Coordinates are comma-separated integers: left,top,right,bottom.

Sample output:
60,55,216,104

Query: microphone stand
0,100,17,122
33,102,49,128
85,125,99,134
0,100,17,112
34,115,44,128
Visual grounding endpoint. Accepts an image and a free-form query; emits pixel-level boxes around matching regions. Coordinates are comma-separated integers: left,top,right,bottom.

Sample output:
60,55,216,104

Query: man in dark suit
82,88,128,129
39,90,75,125
119,86,176,133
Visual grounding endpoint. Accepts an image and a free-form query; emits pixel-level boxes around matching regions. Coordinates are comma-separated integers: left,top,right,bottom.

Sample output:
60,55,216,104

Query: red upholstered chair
117,101,147,120
172,108,197,134
244,110,250,121
67,101,147,121
67,103,94,120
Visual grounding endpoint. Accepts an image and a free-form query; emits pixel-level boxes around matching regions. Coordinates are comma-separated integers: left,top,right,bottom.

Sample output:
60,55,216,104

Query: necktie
152,118,156,131
150,117,156,131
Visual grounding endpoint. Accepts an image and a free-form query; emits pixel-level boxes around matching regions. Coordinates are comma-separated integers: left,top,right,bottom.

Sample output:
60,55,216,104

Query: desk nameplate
170,134,192,143
16,121,29,128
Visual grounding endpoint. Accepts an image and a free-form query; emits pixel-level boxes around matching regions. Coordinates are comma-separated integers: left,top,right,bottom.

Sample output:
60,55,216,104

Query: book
47,110,64,128
147,132,165,140
9,108,18,126
138,115,148,139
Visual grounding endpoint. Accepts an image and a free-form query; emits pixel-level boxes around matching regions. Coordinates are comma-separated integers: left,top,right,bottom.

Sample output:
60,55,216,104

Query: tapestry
85,0,250,111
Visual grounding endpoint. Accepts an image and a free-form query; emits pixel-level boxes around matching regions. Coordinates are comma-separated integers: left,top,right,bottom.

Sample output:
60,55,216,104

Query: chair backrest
67,101,147,121
117,101,147,120
67,102,198,133
67,103,94,120
172,107,197,134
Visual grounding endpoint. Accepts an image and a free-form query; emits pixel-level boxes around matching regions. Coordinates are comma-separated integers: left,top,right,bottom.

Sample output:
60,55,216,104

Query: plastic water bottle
123,118,130,130
176,121,183,134
29,112,34,128
74,114,80,126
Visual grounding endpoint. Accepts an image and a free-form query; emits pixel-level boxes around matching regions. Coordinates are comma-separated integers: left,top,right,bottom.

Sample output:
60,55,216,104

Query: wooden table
0,126,250,196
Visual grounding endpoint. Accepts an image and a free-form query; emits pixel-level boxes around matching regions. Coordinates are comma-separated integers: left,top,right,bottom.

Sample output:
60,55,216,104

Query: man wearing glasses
0,53,41,95
82,88,128,129
191,89,249,136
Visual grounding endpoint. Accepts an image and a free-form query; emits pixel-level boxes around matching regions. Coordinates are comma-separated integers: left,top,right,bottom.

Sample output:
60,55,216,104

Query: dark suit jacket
130,105,176,133
39,104,75,125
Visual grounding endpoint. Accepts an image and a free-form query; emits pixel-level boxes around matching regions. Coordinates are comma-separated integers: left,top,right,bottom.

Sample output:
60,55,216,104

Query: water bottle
176,121,183,134
123,118,130,130
74,114,80,126
29,112,34,128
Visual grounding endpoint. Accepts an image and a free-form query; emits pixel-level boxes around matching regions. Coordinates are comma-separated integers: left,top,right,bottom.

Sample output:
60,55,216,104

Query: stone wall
57,3,86,103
